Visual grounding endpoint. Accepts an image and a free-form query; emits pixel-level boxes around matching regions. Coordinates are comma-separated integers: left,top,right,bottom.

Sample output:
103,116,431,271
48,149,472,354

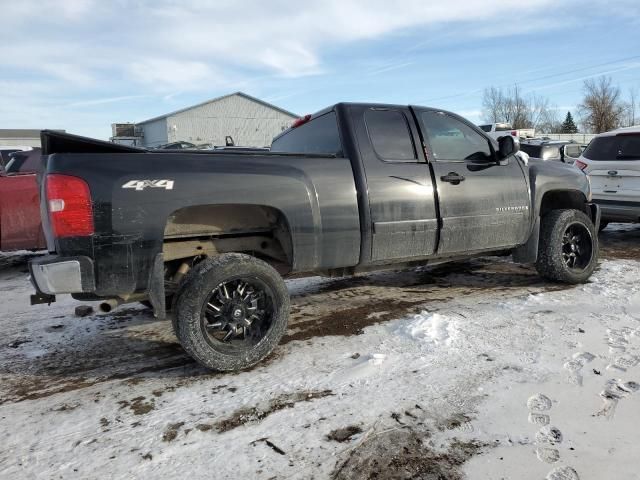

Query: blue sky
1,0,639,139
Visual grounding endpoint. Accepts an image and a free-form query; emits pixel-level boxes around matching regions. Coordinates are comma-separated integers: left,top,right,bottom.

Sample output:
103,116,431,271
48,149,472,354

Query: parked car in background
575,126,640,230
520,140,583,163
155,141,198,150
564,143,584,160
478,123,535,141
478,122,519,141
0,148,46,251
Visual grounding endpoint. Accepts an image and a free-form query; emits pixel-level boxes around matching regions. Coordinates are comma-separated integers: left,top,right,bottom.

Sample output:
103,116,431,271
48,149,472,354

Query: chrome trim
32,260,83,294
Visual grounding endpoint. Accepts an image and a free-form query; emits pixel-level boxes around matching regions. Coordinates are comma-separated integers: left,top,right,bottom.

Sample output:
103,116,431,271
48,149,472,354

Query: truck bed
39,131,362,299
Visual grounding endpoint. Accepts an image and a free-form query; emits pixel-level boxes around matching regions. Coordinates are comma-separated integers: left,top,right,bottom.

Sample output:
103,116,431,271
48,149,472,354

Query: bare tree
536,109,562,134
481,85,557,131
624,87,638,127
482,86,504,124
578,76,626,133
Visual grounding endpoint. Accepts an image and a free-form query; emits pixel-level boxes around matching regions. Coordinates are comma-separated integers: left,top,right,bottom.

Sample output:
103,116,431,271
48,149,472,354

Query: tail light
291,114,311,128
574,160,588,171
511,130,517,136
45,174,94,237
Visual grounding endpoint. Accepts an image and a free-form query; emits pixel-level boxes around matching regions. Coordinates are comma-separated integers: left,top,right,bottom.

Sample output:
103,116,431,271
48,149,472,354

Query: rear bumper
29,255,95,295
593,199,640,222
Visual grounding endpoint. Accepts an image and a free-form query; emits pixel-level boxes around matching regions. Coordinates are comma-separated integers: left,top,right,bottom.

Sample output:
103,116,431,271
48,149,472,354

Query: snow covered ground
1,225,639,480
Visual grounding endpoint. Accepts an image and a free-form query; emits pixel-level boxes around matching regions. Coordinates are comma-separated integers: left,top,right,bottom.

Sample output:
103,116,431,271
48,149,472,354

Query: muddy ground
1,224,638,479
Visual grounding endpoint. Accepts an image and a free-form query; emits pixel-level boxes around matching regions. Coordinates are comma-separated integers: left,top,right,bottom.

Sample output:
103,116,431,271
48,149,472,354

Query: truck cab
273,105,532,263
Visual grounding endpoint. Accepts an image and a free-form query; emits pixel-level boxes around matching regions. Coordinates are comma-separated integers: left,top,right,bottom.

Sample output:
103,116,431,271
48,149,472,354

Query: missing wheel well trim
162,204,293,274
539,191,589,219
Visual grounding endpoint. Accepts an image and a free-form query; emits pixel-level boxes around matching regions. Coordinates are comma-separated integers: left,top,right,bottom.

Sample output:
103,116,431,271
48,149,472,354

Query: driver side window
421,111,493,162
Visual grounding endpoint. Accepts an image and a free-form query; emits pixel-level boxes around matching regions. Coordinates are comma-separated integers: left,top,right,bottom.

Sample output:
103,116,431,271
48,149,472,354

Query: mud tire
536,209,598,284
173,253,289,371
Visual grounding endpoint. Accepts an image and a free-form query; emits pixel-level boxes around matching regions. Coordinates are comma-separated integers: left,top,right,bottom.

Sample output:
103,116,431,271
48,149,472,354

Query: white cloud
66,95,149,108
0,0,563,87
1,0,638,137
127,59,227,91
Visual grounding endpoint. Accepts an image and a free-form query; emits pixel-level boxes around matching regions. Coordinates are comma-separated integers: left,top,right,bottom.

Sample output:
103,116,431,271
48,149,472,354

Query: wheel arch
537,189,590,219
162,203,295,273
515,189,591,265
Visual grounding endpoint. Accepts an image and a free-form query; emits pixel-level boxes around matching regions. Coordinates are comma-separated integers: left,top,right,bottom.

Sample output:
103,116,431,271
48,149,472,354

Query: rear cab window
270,112,342,155
583,134,640,160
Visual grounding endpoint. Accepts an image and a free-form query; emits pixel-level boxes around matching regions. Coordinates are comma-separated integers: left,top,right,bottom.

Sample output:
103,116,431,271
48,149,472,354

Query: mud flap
513,216,540,264
587,203,601,231
148,253,166,320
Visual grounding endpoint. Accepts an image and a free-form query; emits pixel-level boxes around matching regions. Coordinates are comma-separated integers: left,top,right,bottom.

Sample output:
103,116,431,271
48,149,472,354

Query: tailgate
588,159,640,201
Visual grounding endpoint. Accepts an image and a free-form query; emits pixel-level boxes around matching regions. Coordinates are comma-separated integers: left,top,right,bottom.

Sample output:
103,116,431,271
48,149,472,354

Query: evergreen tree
560,111,578,133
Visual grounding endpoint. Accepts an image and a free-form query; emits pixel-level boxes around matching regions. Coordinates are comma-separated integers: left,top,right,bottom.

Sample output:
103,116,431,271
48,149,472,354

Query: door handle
440,173,465,184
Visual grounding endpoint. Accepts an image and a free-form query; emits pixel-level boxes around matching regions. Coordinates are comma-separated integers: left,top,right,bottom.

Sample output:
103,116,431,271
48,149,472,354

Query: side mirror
498,135,519,159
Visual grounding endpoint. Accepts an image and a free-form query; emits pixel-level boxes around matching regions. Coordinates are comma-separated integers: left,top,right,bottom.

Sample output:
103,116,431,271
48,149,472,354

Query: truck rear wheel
535,209,598,284
173,253,289,371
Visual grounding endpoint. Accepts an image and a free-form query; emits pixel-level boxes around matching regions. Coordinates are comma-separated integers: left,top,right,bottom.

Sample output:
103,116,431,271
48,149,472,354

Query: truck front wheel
536,209,598,284
173,253,289,371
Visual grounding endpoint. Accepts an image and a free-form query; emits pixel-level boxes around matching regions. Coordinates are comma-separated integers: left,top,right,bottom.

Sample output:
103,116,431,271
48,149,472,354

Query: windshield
583,134,640,160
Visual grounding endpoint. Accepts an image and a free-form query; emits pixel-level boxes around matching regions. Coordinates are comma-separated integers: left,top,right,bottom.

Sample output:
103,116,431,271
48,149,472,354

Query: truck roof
273,102,452,143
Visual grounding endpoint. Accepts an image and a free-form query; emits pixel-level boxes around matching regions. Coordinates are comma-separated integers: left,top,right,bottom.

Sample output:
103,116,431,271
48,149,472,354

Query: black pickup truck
30,103,600,371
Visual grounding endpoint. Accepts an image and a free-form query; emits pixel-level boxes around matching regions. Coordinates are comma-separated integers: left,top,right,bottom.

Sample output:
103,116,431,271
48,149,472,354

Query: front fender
528,160,591,217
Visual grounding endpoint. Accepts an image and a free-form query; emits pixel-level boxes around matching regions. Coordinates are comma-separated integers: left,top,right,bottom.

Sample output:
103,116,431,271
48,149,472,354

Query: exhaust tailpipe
99,298,122,313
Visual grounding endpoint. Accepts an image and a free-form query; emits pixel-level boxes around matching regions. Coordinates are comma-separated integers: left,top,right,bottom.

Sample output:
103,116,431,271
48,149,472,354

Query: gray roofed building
111,92,299,148
0,129,65,147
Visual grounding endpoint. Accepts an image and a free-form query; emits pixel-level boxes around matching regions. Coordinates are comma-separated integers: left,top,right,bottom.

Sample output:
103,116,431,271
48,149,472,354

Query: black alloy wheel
561,223,594,271
201,278,275,352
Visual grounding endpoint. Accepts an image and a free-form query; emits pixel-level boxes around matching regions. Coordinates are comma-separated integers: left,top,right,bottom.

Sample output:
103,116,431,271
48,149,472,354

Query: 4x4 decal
122,179,175,191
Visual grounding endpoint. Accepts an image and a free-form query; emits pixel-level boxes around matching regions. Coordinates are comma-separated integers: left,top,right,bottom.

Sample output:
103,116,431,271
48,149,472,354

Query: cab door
350,105,438,262
414,108,530,255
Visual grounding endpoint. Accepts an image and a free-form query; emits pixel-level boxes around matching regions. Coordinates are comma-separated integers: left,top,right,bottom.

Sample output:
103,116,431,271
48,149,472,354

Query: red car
0,148,46,251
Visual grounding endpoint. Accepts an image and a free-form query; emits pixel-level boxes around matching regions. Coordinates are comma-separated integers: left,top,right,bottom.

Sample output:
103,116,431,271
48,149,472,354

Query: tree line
481,77,638,134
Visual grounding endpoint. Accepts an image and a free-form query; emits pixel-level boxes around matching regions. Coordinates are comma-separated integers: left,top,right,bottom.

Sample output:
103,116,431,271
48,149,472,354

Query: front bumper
29,255,95,295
